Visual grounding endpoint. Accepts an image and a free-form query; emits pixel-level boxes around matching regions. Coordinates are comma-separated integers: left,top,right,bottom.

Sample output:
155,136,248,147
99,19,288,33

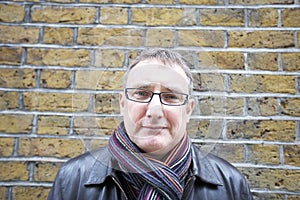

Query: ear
119,92,125,115
186,98,195,122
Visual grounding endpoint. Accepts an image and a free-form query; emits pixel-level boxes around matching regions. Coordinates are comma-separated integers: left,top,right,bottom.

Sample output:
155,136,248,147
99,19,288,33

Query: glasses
125,88,189,106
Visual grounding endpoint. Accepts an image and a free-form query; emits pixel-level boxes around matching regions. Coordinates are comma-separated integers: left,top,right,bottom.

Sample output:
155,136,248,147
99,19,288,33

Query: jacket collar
84,145,223,186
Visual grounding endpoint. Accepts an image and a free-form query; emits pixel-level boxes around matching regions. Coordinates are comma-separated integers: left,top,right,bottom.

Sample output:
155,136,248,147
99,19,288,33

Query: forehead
126,60,189,93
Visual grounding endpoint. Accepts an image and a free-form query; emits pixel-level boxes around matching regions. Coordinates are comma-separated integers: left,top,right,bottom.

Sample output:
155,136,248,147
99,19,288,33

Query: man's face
119,59,194,157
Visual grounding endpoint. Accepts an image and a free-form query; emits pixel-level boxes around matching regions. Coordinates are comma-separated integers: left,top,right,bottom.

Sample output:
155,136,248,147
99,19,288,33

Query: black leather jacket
48,145,253,200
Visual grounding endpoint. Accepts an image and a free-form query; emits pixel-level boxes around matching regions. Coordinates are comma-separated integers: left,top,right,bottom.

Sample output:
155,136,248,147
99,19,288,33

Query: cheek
125,102,146,122
164,108,185,128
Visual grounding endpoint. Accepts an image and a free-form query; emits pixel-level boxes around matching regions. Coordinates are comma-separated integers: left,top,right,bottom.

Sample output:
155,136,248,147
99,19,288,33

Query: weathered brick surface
1,0,299,199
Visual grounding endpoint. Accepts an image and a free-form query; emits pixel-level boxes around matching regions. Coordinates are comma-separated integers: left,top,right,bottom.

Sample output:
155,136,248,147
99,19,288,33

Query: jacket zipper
111,176,128,200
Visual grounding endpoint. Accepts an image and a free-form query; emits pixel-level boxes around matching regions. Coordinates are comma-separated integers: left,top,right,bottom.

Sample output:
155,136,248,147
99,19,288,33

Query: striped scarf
108,122,192,200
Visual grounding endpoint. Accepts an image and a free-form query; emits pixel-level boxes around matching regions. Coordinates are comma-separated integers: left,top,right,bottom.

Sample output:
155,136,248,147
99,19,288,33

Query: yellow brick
281,53,300,72
100,7,128,24
247,144,280,165
0,47,22,65
179,0,221,4
40,69,72,88
0,114,33,134
0,25,39,44
228,30,294,48
248,52,278,71
209,143,245,163
0,91,19,110
77,28,143,46
94,49,125,68
179,30,225,47
227,120,296,142
48,0,75,2
193,73,225,91
229,0,293,4
44,27,73,45
247,97,278,116
198,51,244,69
282,8,300,27
18,138,85,158
0,68,36,88
27,48,91,67
74,116,121,136
80,0,141,2
229,74,296,94
281,98,300,117
284,145,300,167
23,92,90,112
0,138,15,156
132,8,196,26
0,4,25,22
75,70,124,90
34,162,62,182
37,115,70,135
94,94,120,114
31,6,96,24
200,8,244,26
249,8,278,27
0,162,29,181
146,29,175,47
12,187,51,200
0,187,7,200
146,0,176,3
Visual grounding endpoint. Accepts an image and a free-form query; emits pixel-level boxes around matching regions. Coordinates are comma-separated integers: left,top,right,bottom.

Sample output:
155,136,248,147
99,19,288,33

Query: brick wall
0,0,299,199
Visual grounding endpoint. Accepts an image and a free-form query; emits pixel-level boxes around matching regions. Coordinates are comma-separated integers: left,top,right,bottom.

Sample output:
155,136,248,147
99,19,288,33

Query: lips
142,125,168,129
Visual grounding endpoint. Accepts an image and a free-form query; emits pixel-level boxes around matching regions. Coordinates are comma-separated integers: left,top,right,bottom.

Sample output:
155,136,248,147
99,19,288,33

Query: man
48,48,253,200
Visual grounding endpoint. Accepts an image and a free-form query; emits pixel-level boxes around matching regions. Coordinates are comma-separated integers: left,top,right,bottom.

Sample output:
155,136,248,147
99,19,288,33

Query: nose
146,94,163,119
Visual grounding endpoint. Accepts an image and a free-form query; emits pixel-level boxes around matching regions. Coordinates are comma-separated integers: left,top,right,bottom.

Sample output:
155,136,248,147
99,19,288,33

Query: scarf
108,122,192,200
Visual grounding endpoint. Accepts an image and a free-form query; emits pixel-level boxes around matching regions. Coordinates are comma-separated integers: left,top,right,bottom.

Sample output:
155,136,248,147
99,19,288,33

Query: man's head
119,48,194,157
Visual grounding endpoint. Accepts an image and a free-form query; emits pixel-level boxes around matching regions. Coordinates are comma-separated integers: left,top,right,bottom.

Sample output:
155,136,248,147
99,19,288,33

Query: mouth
142,125,168,129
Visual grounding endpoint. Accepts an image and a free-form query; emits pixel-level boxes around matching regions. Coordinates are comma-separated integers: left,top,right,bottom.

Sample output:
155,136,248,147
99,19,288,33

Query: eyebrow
131,83,184,93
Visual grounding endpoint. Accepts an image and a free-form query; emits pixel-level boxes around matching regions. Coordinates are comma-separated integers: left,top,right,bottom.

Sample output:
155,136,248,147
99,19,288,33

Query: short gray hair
124,48,193,94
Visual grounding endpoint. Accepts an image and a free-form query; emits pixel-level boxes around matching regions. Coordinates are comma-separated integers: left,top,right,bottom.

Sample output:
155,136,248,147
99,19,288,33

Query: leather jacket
48,145,253,200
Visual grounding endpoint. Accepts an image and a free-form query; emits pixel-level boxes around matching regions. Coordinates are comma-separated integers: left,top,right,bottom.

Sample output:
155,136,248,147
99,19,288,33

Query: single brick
77,28,143,46
80,0,141,2
247,97,278,116
228,30,294,48
89,139,109,151
34,162,62,182
0,161,29,181
282,8,300,27
248,8,278,27
0,25,39,44
27,48,91,67
0,91,19,110
229,0,294,4
179,0,222,4
146,29,175,47
23,92,90,112
132,8,196,26
0,47,22,65
198,51,244,70
0,68,36,88
73,116,121,136
247,144,280,165
0,4,25,22
193,73,225,92
248,52,278,71
227,120,296,142
210,143,245,163
146,0,176,3
238,168,300,191
18,138,85,158
0,114,33,134
200,8,244,26
198,96,244,116
0,138,15,156
94,49,125,68
100,7,128,24
0,187,6,200
94,93,120,114
188,119,224,139
284,145,300,167
281,53,300,72
229,74,296,94
37,115,70,135
178,30,225,47
31,6,96,24
40,69,72,88
43,27,74,45
281,98,300,117
12,187,51,200
75,70,124,90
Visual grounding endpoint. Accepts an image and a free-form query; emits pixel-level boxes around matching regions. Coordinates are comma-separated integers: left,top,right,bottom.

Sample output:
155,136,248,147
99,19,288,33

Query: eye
132,89,152,99
162,93,181,102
